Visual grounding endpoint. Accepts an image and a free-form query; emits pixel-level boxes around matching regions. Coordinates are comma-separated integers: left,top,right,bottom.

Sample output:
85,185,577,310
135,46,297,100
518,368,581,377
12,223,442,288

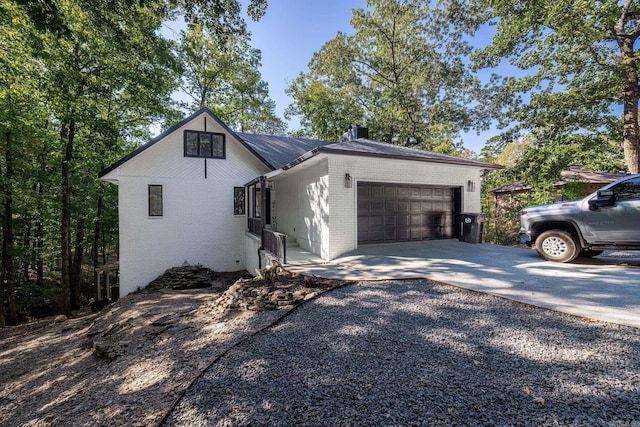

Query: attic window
184,130,225,159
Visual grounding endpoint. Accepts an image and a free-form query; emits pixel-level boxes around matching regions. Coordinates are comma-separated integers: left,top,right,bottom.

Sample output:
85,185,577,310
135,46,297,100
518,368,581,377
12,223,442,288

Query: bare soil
0,271,345,427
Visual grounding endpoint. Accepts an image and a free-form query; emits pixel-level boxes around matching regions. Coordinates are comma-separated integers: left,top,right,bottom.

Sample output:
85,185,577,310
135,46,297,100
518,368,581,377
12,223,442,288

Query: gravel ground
164,280,640,427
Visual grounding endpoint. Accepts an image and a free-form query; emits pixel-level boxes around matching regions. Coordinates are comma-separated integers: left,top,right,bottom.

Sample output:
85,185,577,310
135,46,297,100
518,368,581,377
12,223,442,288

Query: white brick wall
271,158,330,258
105,112,269,296
269,154,485,262
328,155,483,258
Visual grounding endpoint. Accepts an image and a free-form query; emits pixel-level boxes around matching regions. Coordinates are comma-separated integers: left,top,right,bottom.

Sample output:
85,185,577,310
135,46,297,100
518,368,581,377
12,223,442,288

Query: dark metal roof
99,108,500,179
98,108,273,178
283,138,502,170
491,168,629,194
490,181,530,194
559,167,627,184
236,133,334,170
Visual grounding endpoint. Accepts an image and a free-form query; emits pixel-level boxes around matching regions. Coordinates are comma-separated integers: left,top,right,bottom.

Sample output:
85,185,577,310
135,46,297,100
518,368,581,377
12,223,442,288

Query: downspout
257,176,267,269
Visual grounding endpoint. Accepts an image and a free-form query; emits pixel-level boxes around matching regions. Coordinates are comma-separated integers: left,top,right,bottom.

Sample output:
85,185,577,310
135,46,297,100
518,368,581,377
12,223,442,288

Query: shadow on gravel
164,281,640,426
0,289,276,427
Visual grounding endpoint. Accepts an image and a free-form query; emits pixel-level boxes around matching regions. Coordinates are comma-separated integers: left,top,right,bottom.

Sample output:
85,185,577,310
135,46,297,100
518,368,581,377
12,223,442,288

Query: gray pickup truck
519,174,640,262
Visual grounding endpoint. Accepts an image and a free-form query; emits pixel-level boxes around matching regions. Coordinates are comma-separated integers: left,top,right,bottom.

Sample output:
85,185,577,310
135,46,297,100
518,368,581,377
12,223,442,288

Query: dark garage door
357,182,460,244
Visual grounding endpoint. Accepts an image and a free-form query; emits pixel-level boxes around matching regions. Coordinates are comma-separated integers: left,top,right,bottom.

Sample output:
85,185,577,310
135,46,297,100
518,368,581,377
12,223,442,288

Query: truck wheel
536,230,580,263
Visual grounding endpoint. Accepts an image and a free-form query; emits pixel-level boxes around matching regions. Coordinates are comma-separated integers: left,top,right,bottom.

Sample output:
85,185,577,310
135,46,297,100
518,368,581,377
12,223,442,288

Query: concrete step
285,235,299,248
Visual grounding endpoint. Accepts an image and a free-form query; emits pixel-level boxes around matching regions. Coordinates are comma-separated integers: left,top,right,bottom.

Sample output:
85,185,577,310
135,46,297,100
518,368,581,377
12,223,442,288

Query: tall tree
287,0,489,151
455,0,640,173
0,1,46,325
1,0,269,321
179,23,286,134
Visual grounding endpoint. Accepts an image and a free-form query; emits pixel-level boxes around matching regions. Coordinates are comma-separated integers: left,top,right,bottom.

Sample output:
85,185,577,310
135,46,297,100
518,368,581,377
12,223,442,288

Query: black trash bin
459,213,485,244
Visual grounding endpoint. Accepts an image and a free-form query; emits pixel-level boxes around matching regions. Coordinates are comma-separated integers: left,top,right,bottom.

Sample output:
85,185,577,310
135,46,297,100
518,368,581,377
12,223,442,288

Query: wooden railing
248,217,263,236
262,228,287,264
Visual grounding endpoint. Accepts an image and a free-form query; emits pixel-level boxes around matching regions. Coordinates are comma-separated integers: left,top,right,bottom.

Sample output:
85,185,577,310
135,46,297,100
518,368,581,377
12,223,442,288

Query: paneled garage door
357,182,460,244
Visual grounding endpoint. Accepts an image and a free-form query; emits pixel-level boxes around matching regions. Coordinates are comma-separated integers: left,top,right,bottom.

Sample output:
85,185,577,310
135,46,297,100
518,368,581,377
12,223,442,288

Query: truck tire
536,230,580,263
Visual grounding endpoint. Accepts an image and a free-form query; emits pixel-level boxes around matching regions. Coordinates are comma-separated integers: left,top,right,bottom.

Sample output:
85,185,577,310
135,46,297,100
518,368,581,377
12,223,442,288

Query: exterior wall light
467,180,476,192
345,173,353,188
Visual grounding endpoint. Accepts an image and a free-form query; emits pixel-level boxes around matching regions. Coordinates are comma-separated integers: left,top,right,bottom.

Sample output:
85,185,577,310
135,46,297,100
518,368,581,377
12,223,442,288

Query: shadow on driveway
288,240,640,328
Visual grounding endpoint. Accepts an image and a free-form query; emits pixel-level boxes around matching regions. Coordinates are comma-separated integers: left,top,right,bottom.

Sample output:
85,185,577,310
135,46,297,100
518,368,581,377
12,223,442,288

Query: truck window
613,177,640,202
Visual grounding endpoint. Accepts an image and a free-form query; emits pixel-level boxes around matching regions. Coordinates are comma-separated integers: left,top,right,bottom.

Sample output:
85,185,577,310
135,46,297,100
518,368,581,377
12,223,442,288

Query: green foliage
178,24,286,134
453,0,640,173
481,136,625,245
1,0,269,321
286,0,490,151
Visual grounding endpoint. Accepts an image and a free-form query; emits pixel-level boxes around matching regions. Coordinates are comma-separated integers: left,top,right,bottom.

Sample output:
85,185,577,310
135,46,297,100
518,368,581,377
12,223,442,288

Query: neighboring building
491,166,628,204
100,108,500,297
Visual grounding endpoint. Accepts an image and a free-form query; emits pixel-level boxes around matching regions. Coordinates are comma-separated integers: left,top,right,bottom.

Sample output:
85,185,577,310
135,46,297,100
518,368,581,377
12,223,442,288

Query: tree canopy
286,0,491,152
178,24,286,134
453,0,640,173
0,0,269,325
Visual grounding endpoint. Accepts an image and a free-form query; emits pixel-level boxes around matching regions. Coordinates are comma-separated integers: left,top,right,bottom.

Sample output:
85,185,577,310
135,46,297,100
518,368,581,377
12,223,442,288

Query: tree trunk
70,216,85,309
60,119,74,316
23,223,31,282
92,181,104,288
617,21,640,173
2,130,18,325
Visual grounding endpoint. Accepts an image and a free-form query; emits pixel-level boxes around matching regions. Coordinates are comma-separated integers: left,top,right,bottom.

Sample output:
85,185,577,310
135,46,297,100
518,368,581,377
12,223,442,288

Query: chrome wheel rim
542,236,568,257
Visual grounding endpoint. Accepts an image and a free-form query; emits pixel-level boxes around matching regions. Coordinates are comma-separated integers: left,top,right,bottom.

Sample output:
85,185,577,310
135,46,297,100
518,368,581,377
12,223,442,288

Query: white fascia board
264,168,284,180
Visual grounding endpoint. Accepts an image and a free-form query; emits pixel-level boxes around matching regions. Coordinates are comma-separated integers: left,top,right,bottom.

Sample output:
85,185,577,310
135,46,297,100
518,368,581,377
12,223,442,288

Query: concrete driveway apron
285,240,640,328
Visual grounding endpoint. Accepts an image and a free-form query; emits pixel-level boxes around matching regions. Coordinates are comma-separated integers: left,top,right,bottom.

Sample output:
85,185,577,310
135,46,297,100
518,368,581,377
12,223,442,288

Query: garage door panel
384,186,397,197
370,215,383,227
421,201,433,211
398,215,410,226
384,229,397,241
396,227,410,241
370,200,384,211
358,182,458,244
410,201,422,212
384,200,397,211
369,229,384,242
410,228,424,240
371,185,384,198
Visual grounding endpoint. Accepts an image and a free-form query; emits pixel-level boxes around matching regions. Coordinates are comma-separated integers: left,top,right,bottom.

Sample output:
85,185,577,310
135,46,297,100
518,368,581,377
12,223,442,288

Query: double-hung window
184,130,225,159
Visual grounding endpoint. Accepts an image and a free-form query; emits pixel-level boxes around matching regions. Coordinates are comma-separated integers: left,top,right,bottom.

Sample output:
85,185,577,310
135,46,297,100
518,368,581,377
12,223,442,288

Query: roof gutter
316,147,503,169
282,147,322,171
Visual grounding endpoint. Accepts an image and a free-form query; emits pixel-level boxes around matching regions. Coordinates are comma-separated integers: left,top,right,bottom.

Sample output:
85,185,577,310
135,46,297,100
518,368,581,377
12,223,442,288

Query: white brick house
100,108,499,297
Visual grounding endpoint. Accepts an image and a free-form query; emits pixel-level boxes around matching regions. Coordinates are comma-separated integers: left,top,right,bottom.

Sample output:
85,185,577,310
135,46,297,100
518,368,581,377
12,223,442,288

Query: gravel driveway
164,280,640,426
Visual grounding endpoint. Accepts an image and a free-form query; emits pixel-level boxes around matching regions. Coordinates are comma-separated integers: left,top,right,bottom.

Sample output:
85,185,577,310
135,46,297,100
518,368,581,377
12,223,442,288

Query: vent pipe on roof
340,125,369,142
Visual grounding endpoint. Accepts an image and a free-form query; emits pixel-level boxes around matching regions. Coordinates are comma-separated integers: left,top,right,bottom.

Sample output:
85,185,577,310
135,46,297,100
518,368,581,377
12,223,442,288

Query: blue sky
241,1,499,153
243,1,366,126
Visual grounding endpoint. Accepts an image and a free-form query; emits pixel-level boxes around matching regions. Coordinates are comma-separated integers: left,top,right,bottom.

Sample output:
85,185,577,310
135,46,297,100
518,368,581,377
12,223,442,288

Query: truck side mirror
588,189,616,210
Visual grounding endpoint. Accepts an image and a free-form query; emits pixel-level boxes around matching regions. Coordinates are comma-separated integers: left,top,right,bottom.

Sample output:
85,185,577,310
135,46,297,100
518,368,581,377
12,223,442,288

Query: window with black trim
148,185,163,217
234,187,246,215
184,130,225,158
